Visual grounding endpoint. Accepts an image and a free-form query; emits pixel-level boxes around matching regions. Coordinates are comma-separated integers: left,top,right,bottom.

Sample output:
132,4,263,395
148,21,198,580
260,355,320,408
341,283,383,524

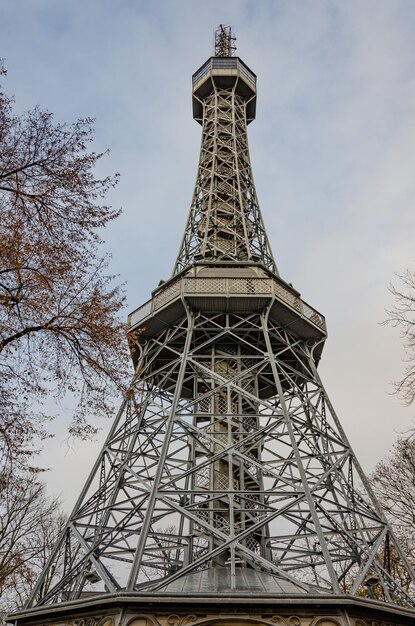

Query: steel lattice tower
16,25,415,626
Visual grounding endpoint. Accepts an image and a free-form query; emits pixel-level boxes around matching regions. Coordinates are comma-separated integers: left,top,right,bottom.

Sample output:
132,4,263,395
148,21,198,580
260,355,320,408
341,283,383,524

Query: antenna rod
214,24,236,57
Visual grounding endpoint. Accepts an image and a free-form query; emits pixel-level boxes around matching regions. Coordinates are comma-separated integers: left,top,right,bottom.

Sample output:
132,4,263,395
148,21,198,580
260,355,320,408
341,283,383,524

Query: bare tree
0,63,131,471
385,269,415,405
371,438,415,573
0,473,66,620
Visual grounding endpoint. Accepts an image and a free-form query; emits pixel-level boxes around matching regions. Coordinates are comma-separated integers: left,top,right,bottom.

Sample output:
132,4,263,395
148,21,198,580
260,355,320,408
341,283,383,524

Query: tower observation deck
12,24,415,626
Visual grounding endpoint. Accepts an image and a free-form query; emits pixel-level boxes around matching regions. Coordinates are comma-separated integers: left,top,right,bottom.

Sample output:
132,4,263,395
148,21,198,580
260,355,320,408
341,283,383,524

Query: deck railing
128,276,325,332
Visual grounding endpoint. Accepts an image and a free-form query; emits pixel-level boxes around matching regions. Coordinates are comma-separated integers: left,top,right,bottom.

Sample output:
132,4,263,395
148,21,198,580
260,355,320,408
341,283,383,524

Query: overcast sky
2,0,415,509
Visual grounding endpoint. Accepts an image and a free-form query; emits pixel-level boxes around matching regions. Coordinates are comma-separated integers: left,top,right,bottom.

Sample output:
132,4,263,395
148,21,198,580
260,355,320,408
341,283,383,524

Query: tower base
8,590,415,626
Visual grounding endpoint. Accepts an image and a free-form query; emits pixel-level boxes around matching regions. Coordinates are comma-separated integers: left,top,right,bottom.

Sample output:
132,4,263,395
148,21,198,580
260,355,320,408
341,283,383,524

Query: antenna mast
214,24,236,57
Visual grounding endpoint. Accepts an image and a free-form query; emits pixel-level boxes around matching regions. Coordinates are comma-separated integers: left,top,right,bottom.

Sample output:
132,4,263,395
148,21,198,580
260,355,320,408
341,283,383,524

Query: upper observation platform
192,57,257,124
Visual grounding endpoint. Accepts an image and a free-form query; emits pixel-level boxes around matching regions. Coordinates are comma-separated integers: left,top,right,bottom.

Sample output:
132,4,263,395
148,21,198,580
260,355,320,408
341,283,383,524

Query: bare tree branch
0,62,131,472
384,268,415,405
371,438,415,580
0,473,65,620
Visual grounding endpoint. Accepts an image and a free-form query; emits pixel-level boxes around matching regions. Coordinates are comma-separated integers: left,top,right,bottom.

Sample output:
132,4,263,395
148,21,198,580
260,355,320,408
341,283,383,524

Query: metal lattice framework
27,307,415,607
27,29,415,612
174,67,277,275
214,25,236,57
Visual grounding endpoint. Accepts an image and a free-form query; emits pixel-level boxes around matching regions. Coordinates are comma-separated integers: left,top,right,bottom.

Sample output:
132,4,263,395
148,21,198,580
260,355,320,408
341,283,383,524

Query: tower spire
16,25,415,626
214,24,236,57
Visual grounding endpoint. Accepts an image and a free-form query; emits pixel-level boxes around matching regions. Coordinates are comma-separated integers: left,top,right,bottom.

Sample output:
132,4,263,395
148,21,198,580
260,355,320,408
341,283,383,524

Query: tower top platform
192,57,257,123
